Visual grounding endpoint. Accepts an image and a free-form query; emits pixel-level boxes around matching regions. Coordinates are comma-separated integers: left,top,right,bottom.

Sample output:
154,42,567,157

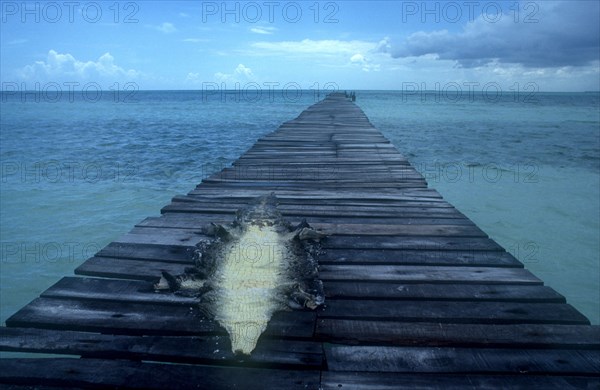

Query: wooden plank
323,236,504,251
128,222,485,237
321,371,600,390
171,195,452,208
75,253,524,284
0,359,321,390
324,345,600,374
138,214,476,229
232,159,409,164
214,166,423,175
44,277,561,305
204,175,427,183
96,242,195,261
318,265,541,284
316,320,600,348
6,297,316,337
211,173,426,182
188,187,444,200
0,385,85,390
199,179,428,188
318,248,522,267
323,282,565,302
161,203,462,218
0,328,323,369
319,300,590,324
320,223,487,237
113,228,207,247
42,277,196,306
75,257,192,280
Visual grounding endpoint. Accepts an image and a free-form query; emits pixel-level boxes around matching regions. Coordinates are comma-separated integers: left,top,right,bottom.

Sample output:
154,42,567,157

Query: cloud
186,72,202,83
214,64,254,83
155,22,176,34
251,39,376,56
350,54,365,63
250,27,277,35
250,38,386,73
350,53,380,72
384,1,600,68
19,50,139,81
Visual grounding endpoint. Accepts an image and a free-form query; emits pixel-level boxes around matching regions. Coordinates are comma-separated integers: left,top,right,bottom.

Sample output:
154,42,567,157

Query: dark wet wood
315,320,600,348
324,344,600,374
1,93,598,388
321,372,599,390
0,328,322,369
0,359,321,390
6,297,315,337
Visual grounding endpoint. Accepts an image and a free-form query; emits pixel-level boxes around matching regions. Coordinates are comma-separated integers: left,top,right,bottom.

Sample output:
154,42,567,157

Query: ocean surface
1,90,599,327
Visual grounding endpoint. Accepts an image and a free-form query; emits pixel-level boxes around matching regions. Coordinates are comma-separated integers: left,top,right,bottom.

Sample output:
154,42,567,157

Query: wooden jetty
1,93,598,389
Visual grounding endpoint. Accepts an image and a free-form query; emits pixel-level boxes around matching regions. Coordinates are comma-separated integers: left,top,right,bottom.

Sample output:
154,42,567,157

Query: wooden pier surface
1,93,598,388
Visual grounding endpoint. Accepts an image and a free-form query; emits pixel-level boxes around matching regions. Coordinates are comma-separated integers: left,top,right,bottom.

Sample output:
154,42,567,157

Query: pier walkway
1,93,598,388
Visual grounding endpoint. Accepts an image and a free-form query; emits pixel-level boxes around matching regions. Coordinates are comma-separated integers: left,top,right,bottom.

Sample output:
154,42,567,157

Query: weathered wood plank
318,248,522,267
188,187,444,200
172,195,452,208
42,277,563,308
319,300,590,324
162,202,462,218
316,320,600,348
292,223,482,237
321,371,600,390
75,256,191,280
323,236,503,251
318,265,541,284
0,359,321,390
42,277,195,305
0,328,323,368
6,297,316,337
128,222,485,238
199,179,428,189
138,214,476,230
95,242,195,261
113,228,207,246
324,344,600,374
324,282,564,302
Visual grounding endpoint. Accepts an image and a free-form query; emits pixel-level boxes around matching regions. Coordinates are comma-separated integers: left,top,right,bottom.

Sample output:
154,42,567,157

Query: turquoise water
1,90,598,325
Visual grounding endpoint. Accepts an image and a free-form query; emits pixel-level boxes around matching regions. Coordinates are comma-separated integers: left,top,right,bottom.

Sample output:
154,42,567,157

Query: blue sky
1,0,599,91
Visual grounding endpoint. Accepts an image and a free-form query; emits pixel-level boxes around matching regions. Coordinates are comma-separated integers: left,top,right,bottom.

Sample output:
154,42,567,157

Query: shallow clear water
1,90,598,326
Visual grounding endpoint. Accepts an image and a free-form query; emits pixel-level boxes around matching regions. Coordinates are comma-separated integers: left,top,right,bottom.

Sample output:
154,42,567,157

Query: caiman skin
155,193,326,355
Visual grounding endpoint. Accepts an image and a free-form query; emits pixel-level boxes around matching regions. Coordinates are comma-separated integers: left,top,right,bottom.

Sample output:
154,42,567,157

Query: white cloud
214,64,254,83
186,72,202,83
19,50,139,81
350,54,365,63
251,39,376,56
376,37,391,53
350,53,380,72
250,27,277,35
155,22,176,34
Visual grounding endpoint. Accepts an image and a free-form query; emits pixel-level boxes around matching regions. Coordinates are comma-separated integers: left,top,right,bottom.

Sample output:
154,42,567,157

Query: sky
1,0,599,91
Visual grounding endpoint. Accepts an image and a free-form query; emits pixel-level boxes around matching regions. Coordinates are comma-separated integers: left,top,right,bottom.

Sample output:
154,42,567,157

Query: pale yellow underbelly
213,225,285,354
